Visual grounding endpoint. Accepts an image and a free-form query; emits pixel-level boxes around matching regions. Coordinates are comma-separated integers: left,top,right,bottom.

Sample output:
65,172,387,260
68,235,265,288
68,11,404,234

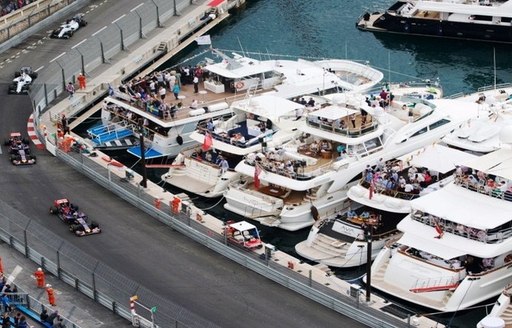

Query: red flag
254,163,262,189
202,132,213,151
369,180,375,200
435,223,444,239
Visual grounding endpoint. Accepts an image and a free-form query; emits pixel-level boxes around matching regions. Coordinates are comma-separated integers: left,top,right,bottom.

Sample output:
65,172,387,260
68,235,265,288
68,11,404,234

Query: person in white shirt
190,99,199,109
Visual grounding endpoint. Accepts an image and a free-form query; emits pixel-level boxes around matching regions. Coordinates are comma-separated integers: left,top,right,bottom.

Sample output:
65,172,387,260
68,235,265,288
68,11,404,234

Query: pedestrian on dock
61,114,70,135
66,82,75,99
172,82,181,100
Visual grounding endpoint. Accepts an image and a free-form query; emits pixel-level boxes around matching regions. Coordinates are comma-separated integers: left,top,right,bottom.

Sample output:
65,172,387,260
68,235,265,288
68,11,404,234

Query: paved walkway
0,241,130,327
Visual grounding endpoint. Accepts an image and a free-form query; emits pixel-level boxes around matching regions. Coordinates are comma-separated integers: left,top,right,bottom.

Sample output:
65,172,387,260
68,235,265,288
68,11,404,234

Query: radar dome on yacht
499,125,512,144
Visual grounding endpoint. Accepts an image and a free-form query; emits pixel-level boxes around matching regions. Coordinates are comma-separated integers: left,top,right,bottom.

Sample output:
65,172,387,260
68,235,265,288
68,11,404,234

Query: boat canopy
310,105,358,121
411,183,512,230
414,1,512,18
397,144,477,174
460,148,512,181
228,221,257,232
233,95,304,118
204,56,276,79
397,233,466,260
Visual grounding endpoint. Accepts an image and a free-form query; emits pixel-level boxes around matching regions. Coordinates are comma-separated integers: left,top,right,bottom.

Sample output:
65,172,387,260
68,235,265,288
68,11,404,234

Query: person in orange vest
34,268,45,288
77,73,86,90
46,284,56,306
171,196,181,214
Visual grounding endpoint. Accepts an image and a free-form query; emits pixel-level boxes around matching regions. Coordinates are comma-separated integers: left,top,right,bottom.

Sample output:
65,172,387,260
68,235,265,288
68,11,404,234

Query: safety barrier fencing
0,0,74,43
30,0,220,131
51,148,418,328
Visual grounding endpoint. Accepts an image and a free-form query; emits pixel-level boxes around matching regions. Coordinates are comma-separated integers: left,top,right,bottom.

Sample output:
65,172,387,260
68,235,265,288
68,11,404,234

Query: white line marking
112,14,125,24
5,265,22,287
35,66,44,72
49,52,66,63
92,26,107,37
71,39,87,49
130,3,144,12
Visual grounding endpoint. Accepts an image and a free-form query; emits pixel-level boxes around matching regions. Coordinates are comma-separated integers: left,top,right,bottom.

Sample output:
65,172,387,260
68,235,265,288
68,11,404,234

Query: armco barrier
53,148,415,328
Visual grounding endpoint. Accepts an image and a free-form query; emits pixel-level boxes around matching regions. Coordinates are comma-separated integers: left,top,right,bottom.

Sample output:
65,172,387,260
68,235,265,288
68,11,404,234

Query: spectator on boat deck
230,133,245,145
295,107,304,121
349,113,356,128
206,119,215,132
307,97,315,107
365,97,371,106
158,86,166,101
408,107,414,122
149,80,156,94
404,183,414,193
193,75,199,93
190,99,199,109
376,158,385,172
172,82,181,100
205,151,213,162
299,97,307,106
309,141,319,153
218,156,229,176
336,119,346,130
320,140,332,152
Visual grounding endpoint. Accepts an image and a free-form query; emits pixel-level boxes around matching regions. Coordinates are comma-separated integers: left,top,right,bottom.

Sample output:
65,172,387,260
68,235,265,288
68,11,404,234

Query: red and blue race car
49,199,101,236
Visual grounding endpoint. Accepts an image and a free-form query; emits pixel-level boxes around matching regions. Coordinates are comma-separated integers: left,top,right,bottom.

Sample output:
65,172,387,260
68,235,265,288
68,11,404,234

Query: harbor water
76,0,512,326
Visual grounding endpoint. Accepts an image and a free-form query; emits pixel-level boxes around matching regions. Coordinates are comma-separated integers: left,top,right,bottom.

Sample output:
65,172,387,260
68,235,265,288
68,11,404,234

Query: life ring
505,254,512,263
235,81,244,90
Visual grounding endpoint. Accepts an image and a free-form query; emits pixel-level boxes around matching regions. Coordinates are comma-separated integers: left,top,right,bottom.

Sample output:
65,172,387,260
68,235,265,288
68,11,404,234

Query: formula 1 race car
8,73,32,94
49,199,101,236
50,13,87,39
4,132,29,154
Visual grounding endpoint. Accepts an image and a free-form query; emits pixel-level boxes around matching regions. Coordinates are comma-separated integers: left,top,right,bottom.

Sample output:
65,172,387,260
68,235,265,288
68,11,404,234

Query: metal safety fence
53,148,416,328
30,0,196,124
0,0,73,43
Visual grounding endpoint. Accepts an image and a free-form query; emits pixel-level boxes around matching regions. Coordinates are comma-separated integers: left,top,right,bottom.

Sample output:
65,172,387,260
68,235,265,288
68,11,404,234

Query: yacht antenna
493,47,497,90
345,41,348,59
388,51,391,87
237,37,246,58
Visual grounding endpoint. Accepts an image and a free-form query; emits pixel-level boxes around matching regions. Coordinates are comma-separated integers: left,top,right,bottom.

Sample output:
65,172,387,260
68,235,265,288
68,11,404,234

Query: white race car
50,13,87,39
8,73,32,94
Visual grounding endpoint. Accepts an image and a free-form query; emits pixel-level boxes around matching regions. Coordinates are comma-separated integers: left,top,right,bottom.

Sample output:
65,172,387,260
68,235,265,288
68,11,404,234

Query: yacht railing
411,211,512,244
454,176,512,202
360,180,421,200
306,119,378,137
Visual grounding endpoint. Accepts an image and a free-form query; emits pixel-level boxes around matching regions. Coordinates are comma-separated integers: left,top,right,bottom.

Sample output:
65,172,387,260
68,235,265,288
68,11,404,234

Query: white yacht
100,49,383,159
224,92,483,231
357,0,512,44
443,84,512,154
369,148,512,312
161,95,304,198
295,144,477,268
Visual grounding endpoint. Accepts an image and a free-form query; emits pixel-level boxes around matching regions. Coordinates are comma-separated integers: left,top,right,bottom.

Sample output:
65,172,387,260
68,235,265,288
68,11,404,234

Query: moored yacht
295,144,477,268
161,95,304,198
369,148,512,312
101,49,383,159
443,84,512,154
224,92,483,231
357,0,512,44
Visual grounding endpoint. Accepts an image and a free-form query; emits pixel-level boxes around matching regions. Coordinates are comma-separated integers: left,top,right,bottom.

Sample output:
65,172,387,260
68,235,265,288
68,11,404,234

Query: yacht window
502,17,512,23
428,119,450,130
473,15,493,22
411,127,428,137
364,137,382,151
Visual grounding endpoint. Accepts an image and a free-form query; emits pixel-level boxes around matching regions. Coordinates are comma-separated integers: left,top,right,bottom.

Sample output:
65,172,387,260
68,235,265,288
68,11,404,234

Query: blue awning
127,146,163,159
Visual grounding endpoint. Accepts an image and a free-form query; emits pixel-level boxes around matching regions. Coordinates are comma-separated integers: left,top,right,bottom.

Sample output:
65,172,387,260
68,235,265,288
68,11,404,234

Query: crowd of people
0,0,34,17
363,158,437,196
454,165,512,200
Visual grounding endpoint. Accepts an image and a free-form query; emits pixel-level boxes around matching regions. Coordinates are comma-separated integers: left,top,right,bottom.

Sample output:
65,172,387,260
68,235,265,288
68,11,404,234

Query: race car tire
31,72,38,79
50,206,58,214
3,139,9,146
90,221,98,228
70,204,79,211
22,138,29,145
14,72,20,78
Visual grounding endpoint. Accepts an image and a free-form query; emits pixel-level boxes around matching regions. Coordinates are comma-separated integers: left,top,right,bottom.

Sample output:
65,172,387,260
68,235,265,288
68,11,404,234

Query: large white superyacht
295,144,477,268
369,148,512,312
224,93,483,231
